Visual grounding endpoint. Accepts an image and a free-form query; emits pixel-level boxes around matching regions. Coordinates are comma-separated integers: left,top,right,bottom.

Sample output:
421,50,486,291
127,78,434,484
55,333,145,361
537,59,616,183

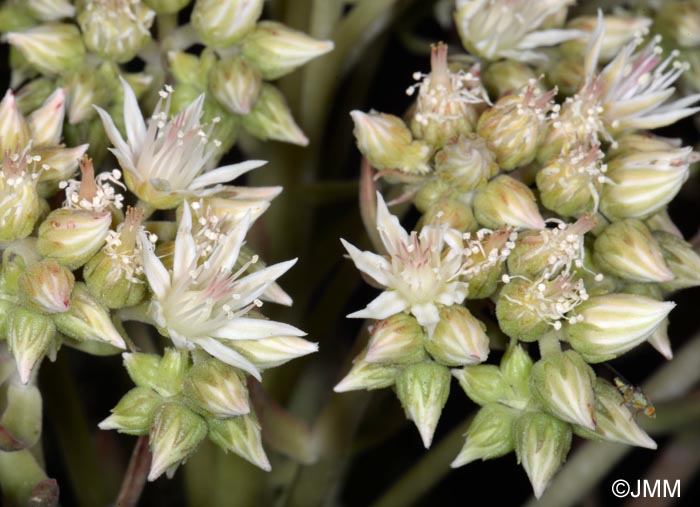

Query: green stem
370,416,473,507
538,331,562,358
523,331,700,507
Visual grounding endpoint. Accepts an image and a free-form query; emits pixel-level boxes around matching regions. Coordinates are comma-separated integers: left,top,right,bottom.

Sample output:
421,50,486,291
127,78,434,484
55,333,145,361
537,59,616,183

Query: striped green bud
426,305,489,366
451,404,517,467
183,359,250,418
7,307,56,384
208,56,262,115
362,314,426,365
207,413,270,471
18,259,74,314
482,60,541,99
5,23,86,76
242,84,308,146
434,135,498,192
98,387,162,435
473,176,545,230
654,231,700,290
192,0,263,48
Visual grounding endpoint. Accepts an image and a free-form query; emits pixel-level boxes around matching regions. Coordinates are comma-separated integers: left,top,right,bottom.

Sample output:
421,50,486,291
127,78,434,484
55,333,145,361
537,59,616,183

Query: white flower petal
119,76,147,153
375,192,409,254
212,317,306,340
140,231,171,299
173,201,197,281
190,160,268,190
94,105,131,161
340,238,390,287
230,259,297,309
196,337,262,380
347,290,409,320
411,303,440,336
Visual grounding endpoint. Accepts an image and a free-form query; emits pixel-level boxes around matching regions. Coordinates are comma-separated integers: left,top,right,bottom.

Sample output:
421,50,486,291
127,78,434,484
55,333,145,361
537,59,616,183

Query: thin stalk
115,436,151,507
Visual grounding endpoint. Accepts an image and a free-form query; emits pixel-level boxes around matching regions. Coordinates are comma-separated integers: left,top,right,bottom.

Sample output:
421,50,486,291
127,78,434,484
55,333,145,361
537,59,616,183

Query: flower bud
565,293,675,362
124,348,188,398
434,135,498,192
242,84,308,146
63,66,109,124
25,0,76,21
653,231,700,291
476,82,555,170
183,359,250,418
78,0,155,62
350,110,430,174
426,306,489,366
0,90,30,153
482,60,541,99
52,282,126,349
207,413,271,471
208,56,262,115
192,0,264,48
500,340,534,395
18,259,74,314
473,176,545,230
593,220,674,283
27,88,66,148
545,56,584,97
461,228,515,299
407,43,486,148
98,387,162,435
5,23,86,76
396,362,451,448
334,349,399,392
514,411,572,499
530,351,596,429
647,317,672,360
0,151,42,242
574,378,656,449
229,336,318,371
452,364,514,407
600,148,692,221
646,208,683,237
242,21,333,80
37,209,112,270
148,402,207,481
536,140,608,218
7,307,56,384
609,132,682,157
360,314,426,364
168,51,208,88
655,1,700,48
144,0,191,14
561,16,652,61
451,403,517,467
414,178,449,213
418,199,476,233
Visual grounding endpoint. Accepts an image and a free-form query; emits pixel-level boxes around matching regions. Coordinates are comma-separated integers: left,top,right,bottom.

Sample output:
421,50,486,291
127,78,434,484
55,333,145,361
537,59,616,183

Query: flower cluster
343,8,700,499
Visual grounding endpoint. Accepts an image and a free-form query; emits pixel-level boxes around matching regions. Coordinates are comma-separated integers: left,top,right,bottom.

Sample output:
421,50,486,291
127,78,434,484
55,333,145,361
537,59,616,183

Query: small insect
612,376,656,419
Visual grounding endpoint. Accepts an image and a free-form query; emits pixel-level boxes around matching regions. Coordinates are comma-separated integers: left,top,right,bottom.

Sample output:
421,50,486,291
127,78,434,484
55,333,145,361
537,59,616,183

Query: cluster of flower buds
343,5,700,499
1,0,333,165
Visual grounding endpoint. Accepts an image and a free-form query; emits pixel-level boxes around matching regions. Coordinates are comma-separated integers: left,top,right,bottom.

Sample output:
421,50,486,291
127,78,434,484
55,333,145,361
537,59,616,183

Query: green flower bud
192,0,264,48
653,231,700,290
646,208,683,237
609,132,682,158
207,413,271,471
414,178,449,213
242,21,333,80
600,148,692,221
0,152,42,242
500,340,534,398
574,379,657,449
242,84,308,146
561,16,652,61
37,209,112,270
78,0,155,62
62,66,110,124
496,278,552,342
477,82,555,170
473,176,545,230
565,293,675,363
25,0,76,21
124,348,189,398
514,411,572,499
229,336,318,371
434,135,498,192
98,386,162,435
14,78,56,117
647,317,672,360
536,140,608,218
52,282,126,349
0,90,30,152
453,364,516,407
594,220,674,283
168,51,207,89
350,110,431,174
545,56,584,97
482,60,541,99
530,351,596,429
144,0,191,14
148,402,207,481
5,23,86,76
334,351,400,392
360,314,426,365
0,3,35,33
396,362,451,448
208,56,262,115
451,403,517,467
407,43,485,148
418,199,476,233
655,1,700,48
184,359,250,418
426,306,489,366
18,259,74,314
7,307,56,384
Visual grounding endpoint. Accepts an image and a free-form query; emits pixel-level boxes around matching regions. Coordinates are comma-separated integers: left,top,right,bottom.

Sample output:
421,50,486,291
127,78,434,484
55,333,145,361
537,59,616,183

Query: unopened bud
18,259,74,314
98,387,162,435
452,364,510,406
334,353,399,392
484,60,542,98
562,16,652,61
574,379,656,449
0,152,42,242
5,23,86,76
125,348,188,398
646,208,683,237
7,307,56,384
396,362,451,448
0,90,30,152
209,56,262,115
229,336,318,371
452,403,517,467
63,67,109,124
545,56,584,97
594,220,674,283
414,178,449,213
514,411,572,499
653,231,700,291
350,110,430,174
418,199,476,232
144,0,191,14
473,176,545,230
183,359,250,418
207,413,271,471
25,0,76,21
37,209,112,270
148,402,207,481
426,305,489,366
192,0,264,48
655,1,700,48
496,278,553,342
361,314,426,364
434,135,498,192
565,293,675,362
500,340,534,399
242,84,308,146
52,282,126,349
530,351,596,429
242,21,333,80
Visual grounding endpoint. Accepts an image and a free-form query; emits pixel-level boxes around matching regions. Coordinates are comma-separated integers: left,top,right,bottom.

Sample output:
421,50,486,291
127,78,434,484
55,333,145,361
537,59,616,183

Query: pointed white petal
190,160,268,190
375,191,409,254
230,259,297,309
207,212,251,275
411,303,440,336
212,317,306,340
119,76,147,153
347,290,409,320
94,105,132,161
196,337,261,380
173,201,197,281
340,238,390,287
140,231,171,299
